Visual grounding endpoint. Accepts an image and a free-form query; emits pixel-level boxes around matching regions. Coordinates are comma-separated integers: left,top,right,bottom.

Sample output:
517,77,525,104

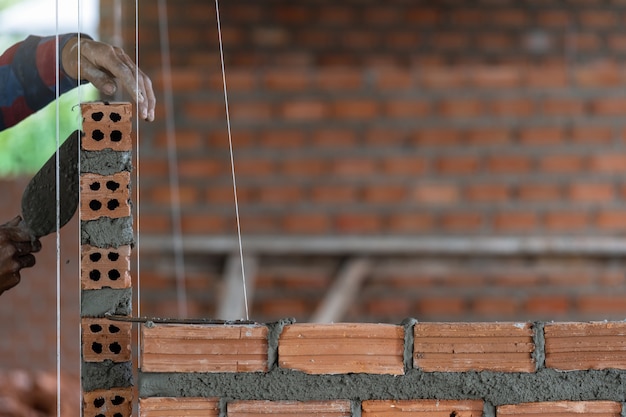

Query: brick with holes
81,102,132,151
83,388,133,417
80,172,131,220
81,245,131,290
81,318,132,362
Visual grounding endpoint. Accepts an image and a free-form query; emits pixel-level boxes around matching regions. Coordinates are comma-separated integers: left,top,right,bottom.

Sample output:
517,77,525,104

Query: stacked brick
80,102,134,417
138,320,626,416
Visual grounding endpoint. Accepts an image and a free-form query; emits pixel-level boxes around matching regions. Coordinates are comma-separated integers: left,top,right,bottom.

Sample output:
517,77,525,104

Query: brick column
80,102,134,417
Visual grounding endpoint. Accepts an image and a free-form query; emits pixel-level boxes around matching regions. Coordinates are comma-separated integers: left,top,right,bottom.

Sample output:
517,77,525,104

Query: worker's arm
0,216,41,296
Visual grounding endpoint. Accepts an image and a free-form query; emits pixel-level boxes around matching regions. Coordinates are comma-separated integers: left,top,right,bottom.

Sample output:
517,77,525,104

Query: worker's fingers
15,254,36,270
13,240,41,256
0,272,20,294
5,216,21,228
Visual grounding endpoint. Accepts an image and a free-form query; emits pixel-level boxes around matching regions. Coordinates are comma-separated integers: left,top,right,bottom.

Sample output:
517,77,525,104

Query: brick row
84,388,133,417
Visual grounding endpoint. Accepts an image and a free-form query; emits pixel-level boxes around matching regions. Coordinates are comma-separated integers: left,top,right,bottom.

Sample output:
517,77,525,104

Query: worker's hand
61,36,156,122
0,216,41,296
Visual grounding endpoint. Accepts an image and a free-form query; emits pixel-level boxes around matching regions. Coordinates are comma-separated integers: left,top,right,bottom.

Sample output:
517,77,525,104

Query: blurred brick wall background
3,0,626,380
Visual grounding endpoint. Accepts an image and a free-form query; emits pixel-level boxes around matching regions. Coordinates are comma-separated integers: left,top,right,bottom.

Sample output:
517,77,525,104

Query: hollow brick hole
89,253,102,262
91,342,103,354
91,111,104,122
109,342,122,354
92,130,105,141
107,199,120,210
109,325,120,334
89,270,101,281
89,182,100,191
108,252,119,261
89,200,102,211
95,414,105,417
111,395,125,405
110,130,122,142
109,112,122,122
106,180,120,191
89,324,102,333
93,397,105,408
108,269,121,281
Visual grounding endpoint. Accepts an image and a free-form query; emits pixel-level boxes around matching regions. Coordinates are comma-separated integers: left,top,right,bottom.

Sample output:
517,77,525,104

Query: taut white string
214,0,249,320
158,0,188,318
134,0,142,363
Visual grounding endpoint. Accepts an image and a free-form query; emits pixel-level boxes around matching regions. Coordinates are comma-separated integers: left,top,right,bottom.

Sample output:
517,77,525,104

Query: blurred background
1,0,626,406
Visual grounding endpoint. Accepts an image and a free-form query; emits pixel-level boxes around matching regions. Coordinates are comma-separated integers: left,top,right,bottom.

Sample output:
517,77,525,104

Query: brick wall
138,320,626,417
100,0,626,323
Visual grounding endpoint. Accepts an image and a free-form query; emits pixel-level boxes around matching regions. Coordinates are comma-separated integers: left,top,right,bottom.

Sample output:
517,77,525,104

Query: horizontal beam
138,235,626,256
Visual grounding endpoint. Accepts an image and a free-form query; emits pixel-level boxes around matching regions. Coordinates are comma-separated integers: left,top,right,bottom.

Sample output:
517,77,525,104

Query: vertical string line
214,0,249,320
54,1,61,416
134,0,142,362
158,0,188,318
76,2,82,413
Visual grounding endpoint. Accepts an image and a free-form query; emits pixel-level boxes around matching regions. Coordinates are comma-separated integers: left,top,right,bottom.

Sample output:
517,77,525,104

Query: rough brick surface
83,388,133,417
141,324,268,372
80,172,131,220
81,102,132,151
81,318,132,363
279,323,404,375
362,399,484,416
139,397,220,417
497,401,622,416
545,322,626,371
227,400,352,417
81,244,131,290
414,322,535,372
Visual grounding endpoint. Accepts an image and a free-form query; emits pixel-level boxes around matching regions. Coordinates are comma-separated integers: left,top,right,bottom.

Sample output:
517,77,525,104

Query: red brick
541,98,585,116
315,69,363,90
84,388,132,417
208,129,255,149
568,182,615,202
494,211,539,231
487,154,532,173
279,100,327,121
539,154,585,173
419,67,467,89
596,210,626,230
389,213,435,233
471,297,521,319
525,296,570,317
141,324,268,373
470,66,523,88
282,158,326,177
311,129,357,148
439,98,484,118
228,400,351,417
156,69,203,92
574,61,621,87
332,157,377,177
335,212,384,233
181,213,229,234
82,318,132,363
441,212,483,231
279,323,404,375
363,184,407,203
311,185,357,204
81,245,131,290
318,6,354,25
362,400,484,417
417,297,467,320
451,9,486,26
436,155,480,175
525,64,569,89
498,401,621,416
406,7,441,25
263,70,310,91
205,184,253,206
283,213,331,234
365,298,412,319
149,184,199,205
579,10,619,28
140,397,219,417
154,130,203,150
178,159,225,178
519,126,565,145
544,210,590,231
589,153,626,173
493,9,529,26
234,158,275,177
375,68,414,90
342,30,380,50
333,99,378,119
570,33,603,51
80,172,131,221
518,183,561,201
414,322,535,372
259,130,306,148
607,34,626,50
139,213,171,233
258,185,302,205
184,101,223,122
577,295,626,316
591,97,626,116
537,10,572,27
230,101,273,121
382,155,428,176
571,126,613,144
413,183,459,205
476,33,514,50
432,31,469,50
208,69,257,91
466,127,512,145
385,99,430,118
545,322,626,370
413,128,463,146
466,183,509,202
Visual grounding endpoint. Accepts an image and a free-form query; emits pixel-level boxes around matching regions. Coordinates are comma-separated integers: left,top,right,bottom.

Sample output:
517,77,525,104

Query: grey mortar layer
80,149,132,175
81,217,134,248
81,288,132,317
83,360,133,392
139,368,626,406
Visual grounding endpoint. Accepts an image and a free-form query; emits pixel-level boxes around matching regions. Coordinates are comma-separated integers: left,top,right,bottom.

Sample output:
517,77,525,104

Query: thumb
5,216,21,227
